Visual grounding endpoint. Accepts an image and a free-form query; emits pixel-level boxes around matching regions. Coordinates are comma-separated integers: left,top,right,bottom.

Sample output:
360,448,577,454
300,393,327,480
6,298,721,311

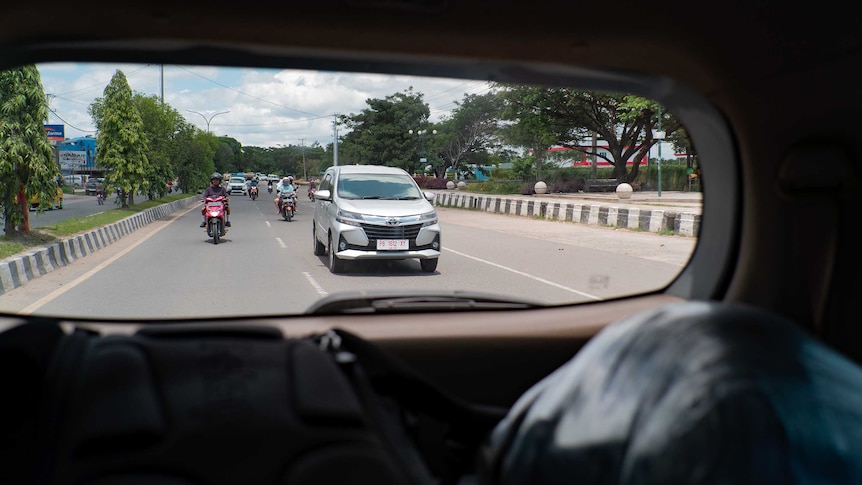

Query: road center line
18,204,199,315
443,247,603,301
275,237,287,248
303,272,328,296
265,221,271,227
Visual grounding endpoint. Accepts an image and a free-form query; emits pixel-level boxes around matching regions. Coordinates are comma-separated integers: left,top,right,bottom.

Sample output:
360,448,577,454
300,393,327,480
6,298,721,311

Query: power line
48,108,96,133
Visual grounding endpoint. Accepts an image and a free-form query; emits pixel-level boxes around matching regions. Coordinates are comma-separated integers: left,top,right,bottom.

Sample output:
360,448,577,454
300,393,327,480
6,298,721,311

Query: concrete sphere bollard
446,180,455,190
457,181,467,189
616,182,633,199
534,181,548,194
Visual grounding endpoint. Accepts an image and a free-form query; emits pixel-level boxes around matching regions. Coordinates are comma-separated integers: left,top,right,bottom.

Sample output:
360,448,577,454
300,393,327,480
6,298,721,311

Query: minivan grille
361,223,423,240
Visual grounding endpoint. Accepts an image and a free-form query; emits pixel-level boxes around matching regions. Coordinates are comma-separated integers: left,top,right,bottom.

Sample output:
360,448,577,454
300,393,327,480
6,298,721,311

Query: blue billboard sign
44,124,65,141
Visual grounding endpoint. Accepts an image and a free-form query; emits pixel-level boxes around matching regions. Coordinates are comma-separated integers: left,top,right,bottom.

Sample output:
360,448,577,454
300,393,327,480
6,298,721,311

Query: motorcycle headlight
336,209,365,226
418,210,438,226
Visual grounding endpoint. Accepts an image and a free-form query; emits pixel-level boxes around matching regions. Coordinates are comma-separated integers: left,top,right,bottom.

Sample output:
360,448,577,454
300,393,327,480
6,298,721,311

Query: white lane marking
275,237,287,248
265,221,271,227
19,205,199,315
443,247,603,301
303,272,328,296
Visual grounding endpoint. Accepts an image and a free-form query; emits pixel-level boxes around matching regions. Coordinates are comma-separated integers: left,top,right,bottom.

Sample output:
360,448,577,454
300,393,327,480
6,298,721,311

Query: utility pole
301,138,307,180
160,64,164,104
332,114,339,166
656,105,664,197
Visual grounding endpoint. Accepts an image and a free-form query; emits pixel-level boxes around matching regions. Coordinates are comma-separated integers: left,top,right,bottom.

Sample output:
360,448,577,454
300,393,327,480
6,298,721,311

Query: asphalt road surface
0,190,696,320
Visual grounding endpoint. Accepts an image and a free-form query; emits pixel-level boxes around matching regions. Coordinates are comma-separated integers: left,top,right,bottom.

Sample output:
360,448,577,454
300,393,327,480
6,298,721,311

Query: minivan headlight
336,209,365,226
418,211,438,226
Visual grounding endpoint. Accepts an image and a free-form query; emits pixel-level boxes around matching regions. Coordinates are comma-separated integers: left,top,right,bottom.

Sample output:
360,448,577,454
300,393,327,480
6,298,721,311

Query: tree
0,65,58,235
498,86,563,181
132,94,180,199
215,136,242,174
435,92,504,178
89,70,149,207
339,88,430,170
499,86,682,182
174,127,217,194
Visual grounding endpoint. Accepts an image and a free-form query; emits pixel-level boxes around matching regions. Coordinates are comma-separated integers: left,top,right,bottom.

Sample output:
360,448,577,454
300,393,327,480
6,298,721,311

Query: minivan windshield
337,174,423,200
0,62,700,319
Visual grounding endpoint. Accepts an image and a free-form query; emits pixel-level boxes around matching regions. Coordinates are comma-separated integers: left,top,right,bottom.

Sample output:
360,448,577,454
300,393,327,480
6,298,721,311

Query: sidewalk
431,190,702,237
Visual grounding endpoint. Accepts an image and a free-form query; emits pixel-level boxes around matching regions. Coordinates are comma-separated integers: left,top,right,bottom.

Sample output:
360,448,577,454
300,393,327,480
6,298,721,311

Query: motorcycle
249,185,259,200
267,183,273,194
308,186,316,201
279,193,296,222
96,190,105,205
204,196,228,244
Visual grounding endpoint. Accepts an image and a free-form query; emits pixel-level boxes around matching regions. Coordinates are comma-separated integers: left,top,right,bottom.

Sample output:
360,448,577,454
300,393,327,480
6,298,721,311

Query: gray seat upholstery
481,302,862,484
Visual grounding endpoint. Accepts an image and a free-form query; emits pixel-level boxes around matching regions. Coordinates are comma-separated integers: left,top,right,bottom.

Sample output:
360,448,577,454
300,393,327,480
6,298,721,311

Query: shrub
413,175,449,189
549,179,585,193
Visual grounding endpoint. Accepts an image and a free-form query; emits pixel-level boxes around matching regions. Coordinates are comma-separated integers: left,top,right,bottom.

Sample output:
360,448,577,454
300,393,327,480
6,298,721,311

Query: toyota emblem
386,217,399,226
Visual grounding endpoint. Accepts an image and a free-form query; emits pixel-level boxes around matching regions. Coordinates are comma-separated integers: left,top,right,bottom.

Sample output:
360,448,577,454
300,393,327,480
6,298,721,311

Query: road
0,189,696,319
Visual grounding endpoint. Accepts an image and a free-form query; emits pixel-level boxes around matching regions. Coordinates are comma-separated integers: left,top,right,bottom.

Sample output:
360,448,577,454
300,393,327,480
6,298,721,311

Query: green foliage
89,70,149,207
339,88,430,170
132,94,183,199
497,85,684,183
434,92,504,178
634,162,693,191
0,65,58,235
174,127,217,194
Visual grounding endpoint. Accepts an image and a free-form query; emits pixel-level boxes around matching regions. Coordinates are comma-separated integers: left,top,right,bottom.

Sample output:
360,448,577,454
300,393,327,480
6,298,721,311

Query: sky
37,62,494,149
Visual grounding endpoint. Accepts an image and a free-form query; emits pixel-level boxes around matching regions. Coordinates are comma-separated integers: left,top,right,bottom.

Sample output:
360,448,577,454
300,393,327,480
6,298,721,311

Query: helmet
287,175,294,182
282,177,290,184
210,172,223,181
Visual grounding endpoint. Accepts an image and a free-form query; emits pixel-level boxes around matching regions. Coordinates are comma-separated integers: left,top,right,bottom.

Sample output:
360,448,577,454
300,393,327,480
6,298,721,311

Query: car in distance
312,165,441,274
84,177,105,196
29,182,64,210
227,176,247,195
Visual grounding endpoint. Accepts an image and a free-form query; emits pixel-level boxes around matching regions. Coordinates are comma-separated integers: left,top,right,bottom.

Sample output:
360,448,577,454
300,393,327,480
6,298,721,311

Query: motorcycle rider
248,178,259,198
307,178,316,200
200,172,231,227
274,176,296,215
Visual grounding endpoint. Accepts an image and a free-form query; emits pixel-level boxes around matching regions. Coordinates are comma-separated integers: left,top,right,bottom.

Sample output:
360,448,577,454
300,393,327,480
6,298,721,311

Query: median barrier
0,196,199,295
432,191,701,237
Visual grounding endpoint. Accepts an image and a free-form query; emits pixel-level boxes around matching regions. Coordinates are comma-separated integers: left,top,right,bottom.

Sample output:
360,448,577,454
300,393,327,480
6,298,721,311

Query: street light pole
653,105,665,197
187,110,230,133
409,128,436,174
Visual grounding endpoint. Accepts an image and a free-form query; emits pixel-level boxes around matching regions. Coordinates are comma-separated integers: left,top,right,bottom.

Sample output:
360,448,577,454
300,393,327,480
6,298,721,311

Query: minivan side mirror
424,191,435,202
315,189,332,201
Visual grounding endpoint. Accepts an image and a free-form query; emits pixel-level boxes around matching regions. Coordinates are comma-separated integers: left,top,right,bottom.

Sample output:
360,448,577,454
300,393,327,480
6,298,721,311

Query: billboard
44,124,65,141
59,150,86,170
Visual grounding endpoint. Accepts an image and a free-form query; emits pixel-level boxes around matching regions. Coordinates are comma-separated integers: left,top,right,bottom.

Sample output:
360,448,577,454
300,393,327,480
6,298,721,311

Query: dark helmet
210,172,223,182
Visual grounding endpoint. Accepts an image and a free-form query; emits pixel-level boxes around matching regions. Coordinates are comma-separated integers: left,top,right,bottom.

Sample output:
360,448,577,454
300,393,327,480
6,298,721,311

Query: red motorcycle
204,196,228,244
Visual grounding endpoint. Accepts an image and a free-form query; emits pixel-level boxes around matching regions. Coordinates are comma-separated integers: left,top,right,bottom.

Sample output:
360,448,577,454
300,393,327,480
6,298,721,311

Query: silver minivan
312,165,441,273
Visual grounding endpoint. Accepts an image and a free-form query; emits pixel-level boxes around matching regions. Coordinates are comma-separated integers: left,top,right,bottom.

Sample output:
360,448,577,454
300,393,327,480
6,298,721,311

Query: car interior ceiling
2,1,862,483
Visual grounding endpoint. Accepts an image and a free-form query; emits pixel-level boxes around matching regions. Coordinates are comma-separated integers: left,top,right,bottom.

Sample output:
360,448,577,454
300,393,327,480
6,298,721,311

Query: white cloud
37,62,492,147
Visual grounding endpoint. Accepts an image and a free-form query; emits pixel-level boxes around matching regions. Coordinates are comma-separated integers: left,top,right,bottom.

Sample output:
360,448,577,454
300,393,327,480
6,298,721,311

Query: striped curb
0,196,199,296
432,192,700,237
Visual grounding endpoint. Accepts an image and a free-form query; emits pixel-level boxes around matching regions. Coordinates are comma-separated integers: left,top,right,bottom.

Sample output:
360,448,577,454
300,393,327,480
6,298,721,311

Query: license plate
377,239,409,250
